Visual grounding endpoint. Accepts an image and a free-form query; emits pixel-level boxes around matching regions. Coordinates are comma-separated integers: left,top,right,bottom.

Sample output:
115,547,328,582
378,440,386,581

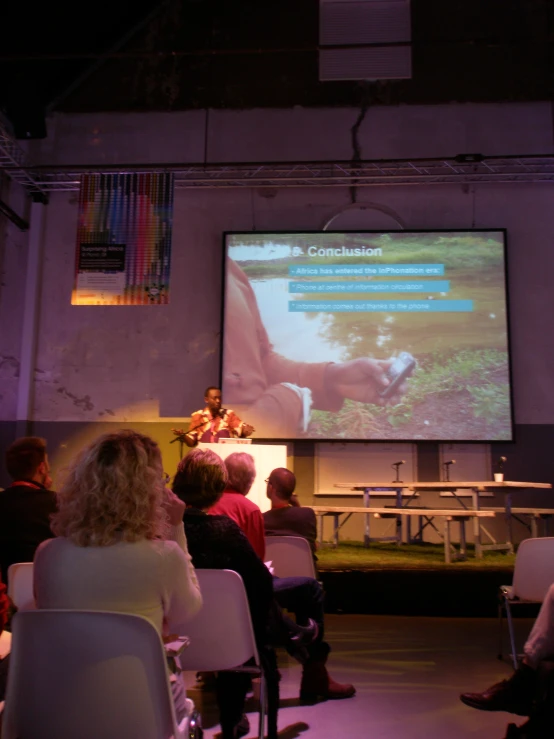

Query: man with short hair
210,452,266,559
0,437,57,583
264,468,317,559
185,386,255,446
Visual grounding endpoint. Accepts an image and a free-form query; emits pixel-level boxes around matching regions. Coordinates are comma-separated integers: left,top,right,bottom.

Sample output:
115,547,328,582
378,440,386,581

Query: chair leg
497,597,506,660
257,674,266,739
505,600,519,670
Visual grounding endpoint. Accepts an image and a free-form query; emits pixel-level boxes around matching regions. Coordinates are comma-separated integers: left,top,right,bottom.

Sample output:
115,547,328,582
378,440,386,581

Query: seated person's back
209,452,266,560
33,430,202,638
263,468,317,557
0,437,57,583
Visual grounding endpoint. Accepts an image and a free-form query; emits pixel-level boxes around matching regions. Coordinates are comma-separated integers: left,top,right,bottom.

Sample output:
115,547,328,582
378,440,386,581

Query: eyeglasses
264,478,269,483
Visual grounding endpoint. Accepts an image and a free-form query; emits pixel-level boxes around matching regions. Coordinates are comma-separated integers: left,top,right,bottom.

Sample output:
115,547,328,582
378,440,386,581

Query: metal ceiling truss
2,115,554,193
7,156,554,192
0,120,48,199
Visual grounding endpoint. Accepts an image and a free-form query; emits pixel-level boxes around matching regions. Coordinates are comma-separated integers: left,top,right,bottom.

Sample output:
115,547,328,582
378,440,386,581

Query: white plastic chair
178,569,271,739
265,535,317,579
6,562,35,610
498,537,554,668
2,609,200,739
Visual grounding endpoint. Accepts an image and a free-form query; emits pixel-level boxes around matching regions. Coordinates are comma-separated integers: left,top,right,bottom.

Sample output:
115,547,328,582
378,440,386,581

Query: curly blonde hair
52,430,168,546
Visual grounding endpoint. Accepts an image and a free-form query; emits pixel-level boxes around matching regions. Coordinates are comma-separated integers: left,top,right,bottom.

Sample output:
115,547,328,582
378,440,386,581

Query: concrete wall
2,102,553,544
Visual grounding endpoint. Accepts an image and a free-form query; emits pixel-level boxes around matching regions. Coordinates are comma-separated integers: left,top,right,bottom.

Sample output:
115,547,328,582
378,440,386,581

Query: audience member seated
460,582,554,738
33,430,202,722
174,450,354,730
0,437,57,584
0,572,10,701
209,452,266,560
216,454,354,701
173,448,286,739
263,468,317,560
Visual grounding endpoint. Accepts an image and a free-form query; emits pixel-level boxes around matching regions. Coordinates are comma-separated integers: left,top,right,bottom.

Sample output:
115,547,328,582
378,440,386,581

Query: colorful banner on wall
72,173,174,305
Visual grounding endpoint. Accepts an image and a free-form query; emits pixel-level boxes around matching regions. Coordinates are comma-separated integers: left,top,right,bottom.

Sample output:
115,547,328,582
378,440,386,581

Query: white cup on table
494,472,504,482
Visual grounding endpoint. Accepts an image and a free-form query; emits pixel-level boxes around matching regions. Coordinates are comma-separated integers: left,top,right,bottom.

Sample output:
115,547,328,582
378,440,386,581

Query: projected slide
221,231,512,441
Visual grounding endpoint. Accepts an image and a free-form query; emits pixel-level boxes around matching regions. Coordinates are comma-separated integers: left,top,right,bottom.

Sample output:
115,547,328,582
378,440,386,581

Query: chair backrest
7,562,35,610
3,610,182,739
178,569,259,672
265,536,317,579
512,538,554,601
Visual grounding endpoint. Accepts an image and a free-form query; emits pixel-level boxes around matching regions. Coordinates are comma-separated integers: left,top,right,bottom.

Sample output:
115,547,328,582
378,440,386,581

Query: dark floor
185,613,534,739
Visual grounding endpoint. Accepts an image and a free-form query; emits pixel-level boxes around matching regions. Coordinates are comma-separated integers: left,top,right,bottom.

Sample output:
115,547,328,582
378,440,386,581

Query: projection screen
221,230,513,442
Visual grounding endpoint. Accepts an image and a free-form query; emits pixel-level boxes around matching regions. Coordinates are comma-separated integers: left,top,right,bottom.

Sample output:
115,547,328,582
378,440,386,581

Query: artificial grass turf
316,540,516,571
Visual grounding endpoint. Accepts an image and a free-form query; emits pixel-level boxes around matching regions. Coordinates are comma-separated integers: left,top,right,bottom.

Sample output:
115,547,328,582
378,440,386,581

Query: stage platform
316,542,530,618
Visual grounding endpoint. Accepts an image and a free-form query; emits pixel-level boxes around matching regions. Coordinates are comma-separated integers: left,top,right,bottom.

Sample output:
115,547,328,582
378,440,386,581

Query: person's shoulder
210,513,250,541
215,513,243,532
154,538,189,566
240,496,262,515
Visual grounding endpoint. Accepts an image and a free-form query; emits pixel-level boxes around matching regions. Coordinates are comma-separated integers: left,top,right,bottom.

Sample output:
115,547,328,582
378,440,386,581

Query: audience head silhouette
224,452,256,496
6,436,49,484
267,467,296,502
173,448,228,510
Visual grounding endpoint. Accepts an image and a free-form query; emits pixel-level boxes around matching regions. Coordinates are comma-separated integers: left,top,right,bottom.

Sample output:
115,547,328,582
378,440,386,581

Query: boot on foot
300,659,355,702
460,664,536,717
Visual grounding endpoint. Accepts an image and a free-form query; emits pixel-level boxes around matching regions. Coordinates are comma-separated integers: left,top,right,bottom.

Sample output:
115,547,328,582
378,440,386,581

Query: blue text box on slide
289,281,450,293
288,300,474,312
288,264,445,277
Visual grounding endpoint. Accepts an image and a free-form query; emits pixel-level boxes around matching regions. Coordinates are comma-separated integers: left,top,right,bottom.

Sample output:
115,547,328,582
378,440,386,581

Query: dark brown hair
6,437,47,480
172,448,227,509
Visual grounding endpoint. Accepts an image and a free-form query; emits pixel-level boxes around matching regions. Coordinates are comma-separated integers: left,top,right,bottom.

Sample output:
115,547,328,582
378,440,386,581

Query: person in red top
209,452,266,560
185,387,255,447
0,573,11,699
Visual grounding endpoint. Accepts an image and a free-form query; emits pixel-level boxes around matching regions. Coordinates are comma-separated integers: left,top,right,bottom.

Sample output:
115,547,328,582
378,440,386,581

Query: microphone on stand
443,459,456,482
391,460,405,483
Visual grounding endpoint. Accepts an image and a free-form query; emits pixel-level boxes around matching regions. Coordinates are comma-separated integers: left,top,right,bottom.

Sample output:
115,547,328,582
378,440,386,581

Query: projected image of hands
222,231,512,442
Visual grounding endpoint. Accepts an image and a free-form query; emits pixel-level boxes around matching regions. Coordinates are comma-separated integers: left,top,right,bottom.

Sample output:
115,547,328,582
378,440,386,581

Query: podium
198,442,287,512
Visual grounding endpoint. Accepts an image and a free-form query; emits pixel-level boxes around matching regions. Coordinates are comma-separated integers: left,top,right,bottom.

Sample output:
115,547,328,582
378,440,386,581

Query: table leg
395,487,402,545
395,513,402,546
333,514,339,548
364,487,370,547
317,514,324,546
472,489,483,558
401,514,408,544
459,519,467,560
531,515,538,539
505,492,514,552
444,519,452,564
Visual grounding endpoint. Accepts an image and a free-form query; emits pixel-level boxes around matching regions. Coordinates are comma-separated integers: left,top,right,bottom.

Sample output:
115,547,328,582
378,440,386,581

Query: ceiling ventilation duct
319,0,412,81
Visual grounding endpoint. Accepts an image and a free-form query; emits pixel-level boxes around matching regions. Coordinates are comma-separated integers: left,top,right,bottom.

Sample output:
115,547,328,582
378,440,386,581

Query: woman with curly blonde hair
34,429,202,640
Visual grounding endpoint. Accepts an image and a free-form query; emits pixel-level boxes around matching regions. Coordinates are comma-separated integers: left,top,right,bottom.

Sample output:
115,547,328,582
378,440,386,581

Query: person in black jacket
173,448,319,739
0,437,57,584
